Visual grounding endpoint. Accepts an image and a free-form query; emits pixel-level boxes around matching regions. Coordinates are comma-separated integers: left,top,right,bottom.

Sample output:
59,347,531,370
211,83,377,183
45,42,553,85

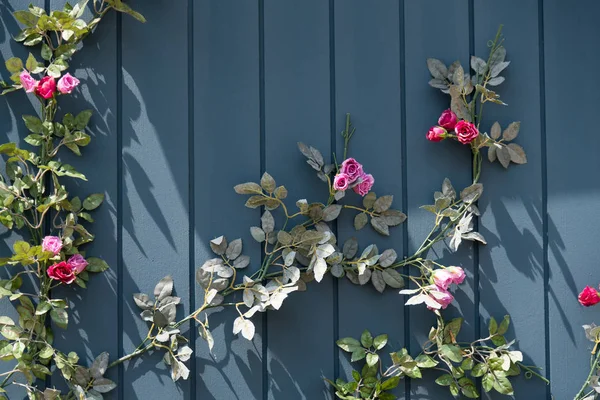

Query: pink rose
20,70,38,93
426,126,446,142
447,266,466,285
47,261,75,284
431,269,454,290
333,173,350,191
454,120,479,144
352,173,374,197
579,286,600,307
67,254,88,274
42,236,62,255
57,73,80,94
35,76,56,99
340,158,364,183
438,109,458,130
425,285,454,310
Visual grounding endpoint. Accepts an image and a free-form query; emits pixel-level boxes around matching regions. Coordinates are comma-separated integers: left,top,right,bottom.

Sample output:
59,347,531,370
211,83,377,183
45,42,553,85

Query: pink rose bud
339,158,364,183
438,109,458,130
447,266,466,285
431,269,454,290
42,236,62,255
426,126,446,142
454,120,479,144
333,173,350,191
57,73,80,94
352,173,374,197
35,76,56,99
20,70,38,93
579,286,600,307
424,285,454,310
67,254,88,274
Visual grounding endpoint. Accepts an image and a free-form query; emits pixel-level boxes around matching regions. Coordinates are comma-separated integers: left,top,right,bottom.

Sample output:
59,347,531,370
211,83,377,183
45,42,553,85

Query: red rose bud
47,261,76,284
454,120,479,144
35,76,56,100
438,109,458,130
578,286,600,307
426,126,446,142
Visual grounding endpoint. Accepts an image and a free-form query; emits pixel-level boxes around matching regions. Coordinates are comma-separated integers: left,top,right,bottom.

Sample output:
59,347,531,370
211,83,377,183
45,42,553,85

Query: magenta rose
447,266,466,285
454,120,479,144
35,76,56,99
432,269,454,290
340,158,364,183
579,286,600,307
333,173,350,191
57,73,80,94
42,236,62,255
47,261,75,284
67,254,88,274
352,173,374,197
438,109,458,130
20,70,38,93
426,126,446,142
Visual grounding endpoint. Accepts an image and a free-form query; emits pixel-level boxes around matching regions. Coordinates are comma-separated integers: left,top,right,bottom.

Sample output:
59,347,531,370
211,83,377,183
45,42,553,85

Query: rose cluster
42,236,89,284
579,285,600,307
332,158,374,197
427,109,479,145
426,266,466,309
20,70,80,99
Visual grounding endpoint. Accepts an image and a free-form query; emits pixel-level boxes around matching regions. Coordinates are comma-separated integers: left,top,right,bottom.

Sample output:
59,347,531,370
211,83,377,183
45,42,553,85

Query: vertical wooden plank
46,1,121,395
120,0,190,398
474,1,546,397
194,1,262,399
0,2,45,397
333,1,404,398
404,1,473,398
263,0,333,398
545,0,600,397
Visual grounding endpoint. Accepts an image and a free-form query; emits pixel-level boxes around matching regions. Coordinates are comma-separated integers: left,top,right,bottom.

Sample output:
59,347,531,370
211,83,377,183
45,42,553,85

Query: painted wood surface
0,0,595,398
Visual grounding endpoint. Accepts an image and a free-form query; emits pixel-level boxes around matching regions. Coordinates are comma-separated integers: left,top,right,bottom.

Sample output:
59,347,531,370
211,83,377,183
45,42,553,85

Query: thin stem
575,349,600,400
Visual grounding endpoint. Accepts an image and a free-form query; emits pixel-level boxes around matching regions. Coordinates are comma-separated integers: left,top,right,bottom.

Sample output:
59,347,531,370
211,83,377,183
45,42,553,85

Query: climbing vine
0,4,547,400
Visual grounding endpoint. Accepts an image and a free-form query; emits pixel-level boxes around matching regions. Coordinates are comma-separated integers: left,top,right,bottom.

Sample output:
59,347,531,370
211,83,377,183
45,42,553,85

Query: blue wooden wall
0,0,597,399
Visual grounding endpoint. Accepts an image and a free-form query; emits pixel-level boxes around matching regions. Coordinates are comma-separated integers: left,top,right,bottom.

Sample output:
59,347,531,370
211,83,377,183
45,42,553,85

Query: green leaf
502,121,520,141
360,330,373,348
83,193,104,210
443,318,463,344
381,376,400,391
440,344,462,363
350,349,366,362
35,301,52,315
25,53,38,72
373,195,393,213
13,11,39,27
363,192,376,209
471,363,487,378
75,110,93,130
373,334,388,350
497,315,510,335
435,373,453,387
493,375,514,395
22,115,44,134
370,217,389,236
481,372,494,392
415,354,438,368
336,337,362,353
488,317,498,336
322,204,342,222
260,172,276,193
93,377,117,393
50,308,68,329
41,43,53,61
234,182,262,195
354,213,368,230
427,58,448,80
460,183,483,204
459,377,479,398
86,257,109,273
5,57,23,73
366,353,379,367
382,269,404,289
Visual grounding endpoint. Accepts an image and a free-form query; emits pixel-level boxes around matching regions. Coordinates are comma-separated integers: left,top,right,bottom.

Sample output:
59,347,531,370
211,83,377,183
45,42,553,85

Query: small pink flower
35,76,56,99
454,120,479,144
340,158,364,183
447,266,466,285
426,285,454,310
431,269,454,290
426,126,446,142
333,173,350,191
57,73,80,94
67,254,88,274
42,236,62,255
20,70,38,93
438,109,458,130
352,173,374,197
